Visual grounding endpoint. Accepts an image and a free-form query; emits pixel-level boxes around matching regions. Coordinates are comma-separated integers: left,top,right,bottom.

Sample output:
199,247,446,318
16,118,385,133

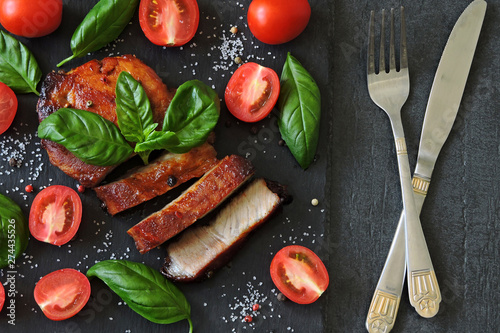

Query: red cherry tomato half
0,282,5,313
224,62,280,123
0,82,18,135
247,0,311,45
34,269,91,321
270,245,329,304
29,185,82,246
139,0,200,47
0,0,63,38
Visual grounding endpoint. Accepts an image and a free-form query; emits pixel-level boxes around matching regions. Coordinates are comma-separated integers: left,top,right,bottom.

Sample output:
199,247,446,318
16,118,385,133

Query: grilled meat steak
36,55,175,187
94,142,218,215
162,178,288,281
127,155,255,254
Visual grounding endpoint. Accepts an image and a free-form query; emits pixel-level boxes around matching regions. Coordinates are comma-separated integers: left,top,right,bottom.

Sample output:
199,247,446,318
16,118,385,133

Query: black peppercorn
167,175,177,187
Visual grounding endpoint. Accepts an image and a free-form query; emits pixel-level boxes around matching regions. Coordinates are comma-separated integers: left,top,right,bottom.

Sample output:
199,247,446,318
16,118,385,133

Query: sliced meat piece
127,155,255,254
94,142,218,215
161,178,288,282
37,55,175,187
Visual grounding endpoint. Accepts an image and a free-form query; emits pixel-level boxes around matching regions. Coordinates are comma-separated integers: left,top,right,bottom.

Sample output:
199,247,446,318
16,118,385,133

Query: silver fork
365,7,440,332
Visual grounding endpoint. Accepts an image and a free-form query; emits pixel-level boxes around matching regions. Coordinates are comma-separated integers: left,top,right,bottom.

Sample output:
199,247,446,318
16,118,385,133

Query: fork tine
400,6,408,69
368,10,375,75
389,8,396,71
379,9,386,73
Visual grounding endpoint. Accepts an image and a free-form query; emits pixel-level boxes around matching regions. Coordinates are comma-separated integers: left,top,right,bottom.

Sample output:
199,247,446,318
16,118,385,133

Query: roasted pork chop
161,178,288,281
36,55,175,187
127,155,255,254
94,142,218,215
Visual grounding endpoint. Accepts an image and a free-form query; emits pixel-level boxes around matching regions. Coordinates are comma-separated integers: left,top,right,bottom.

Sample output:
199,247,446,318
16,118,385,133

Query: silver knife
366,0,487,331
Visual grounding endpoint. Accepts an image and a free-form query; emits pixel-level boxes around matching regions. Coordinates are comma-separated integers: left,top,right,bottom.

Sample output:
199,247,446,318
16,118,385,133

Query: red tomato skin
29,185,82,246
224,62,280,123
139,0,200,47
0,282,4,313
34,268,91,321
270,245,329,305
0,0,63,38
247,0,311,45
0,82,17,135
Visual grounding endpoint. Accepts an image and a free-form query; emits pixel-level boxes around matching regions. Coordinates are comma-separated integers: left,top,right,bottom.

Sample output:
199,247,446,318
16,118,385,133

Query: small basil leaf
0,30,41,95
162,80,220,154
115,71,156,143
278,53,321,169
0,193,29,268
87,260,193,331
57,0,140,67
135,131,179,153
38,108,133,166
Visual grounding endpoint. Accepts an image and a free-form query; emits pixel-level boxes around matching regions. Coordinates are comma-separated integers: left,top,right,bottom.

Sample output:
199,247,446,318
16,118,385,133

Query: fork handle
366,178,432,332
392,130,441,318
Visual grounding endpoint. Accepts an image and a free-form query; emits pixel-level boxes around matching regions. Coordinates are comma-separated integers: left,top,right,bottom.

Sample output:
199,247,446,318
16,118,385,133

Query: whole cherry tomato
0,0,63,38
247,0,311,45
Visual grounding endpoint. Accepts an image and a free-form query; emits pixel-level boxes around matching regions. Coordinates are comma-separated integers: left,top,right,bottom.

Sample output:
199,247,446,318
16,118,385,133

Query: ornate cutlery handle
366,174,441,332
394,133,441,318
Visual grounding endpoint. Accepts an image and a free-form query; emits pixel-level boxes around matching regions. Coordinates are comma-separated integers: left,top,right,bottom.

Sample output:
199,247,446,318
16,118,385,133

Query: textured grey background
328,0,500,332
0,0,499,332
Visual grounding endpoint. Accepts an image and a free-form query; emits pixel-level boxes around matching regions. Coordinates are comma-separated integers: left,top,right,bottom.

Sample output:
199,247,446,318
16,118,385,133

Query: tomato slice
29,185,82,246
224,62,280,123
270,245,329,304
0,282,5,313
0,82,18,135
139,0,200,47
34,269,91,321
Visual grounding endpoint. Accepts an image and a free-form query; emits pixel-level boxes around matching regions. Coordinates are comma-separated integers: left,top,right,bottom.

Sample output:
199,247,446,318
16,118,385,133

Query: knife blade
366,1,487,331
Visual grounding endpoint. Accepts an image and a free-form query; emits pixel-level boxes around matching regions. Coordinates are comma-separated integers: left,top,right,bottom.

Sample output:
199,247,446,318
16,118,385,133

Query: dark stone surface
0,0,498,332
328,0,499,332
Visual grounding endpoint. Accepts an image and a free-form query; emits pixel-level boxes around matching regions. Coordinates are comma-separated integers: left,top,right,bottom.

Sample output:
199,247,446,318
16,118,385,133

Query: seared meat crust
94,143,218,215
127,155,255,254
37,55,175,187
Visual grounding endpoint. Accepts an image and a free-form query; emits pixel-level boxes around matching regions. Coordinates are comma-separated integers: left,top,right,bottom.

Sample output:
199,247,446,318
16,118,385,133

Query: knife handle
395,142,442,318
366,175,439,332
366,215,405,333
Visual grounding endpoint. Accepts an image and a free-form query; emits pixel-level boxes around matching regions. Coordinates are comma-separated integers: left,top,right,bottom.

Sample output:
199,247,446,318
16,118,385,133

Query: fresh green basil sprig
38,78,219,166
38,108,134,166
278,52,321,169
0,30,42,95
0,193,29,268
115,71,179,164
163,80,220,153
87,260,193,332
57,0,140,67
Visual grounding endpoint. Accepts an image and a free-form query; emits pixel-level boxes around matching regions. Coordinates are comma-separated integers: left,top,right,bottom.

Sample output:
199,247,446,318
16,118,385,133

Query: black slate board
1,0,499,332
0,1,329,332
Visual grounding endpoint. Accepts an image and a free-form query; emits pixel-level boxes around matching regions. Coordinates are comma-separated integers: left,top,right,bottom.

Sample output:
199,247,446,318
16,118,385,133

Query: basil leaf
162,80,220,154
57,0,140,67
135,131,179,153
0,30,41,95
87,260,193,331
278,53,321,169
38,108,133,166
116,71,156,143
0,193,29,268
